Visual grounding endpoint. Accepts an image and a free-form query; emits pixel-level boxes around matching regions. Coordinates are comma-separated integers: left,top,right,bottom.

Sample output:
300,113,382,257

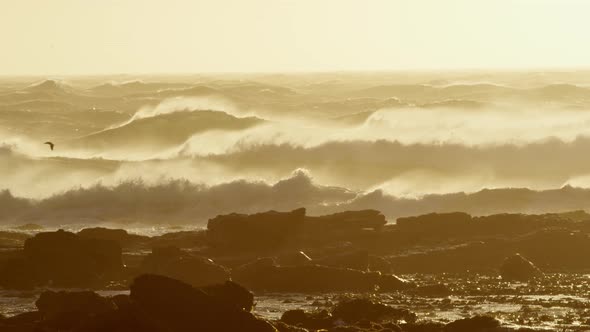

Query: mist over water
4,72,590,225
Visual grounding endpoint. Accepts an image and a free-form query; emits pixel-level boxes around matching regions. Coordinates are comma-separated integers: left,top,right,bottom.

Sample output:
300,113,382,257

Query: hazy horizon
2,0,590,75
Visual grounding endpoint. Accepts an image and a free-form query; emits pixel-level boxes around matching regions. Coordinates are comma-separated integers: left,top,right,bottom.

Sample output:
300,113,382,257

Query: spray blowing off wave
0,169,356,225
4,74,590,224
109,96,249,130
12,96,590,162
175,105,590,159
4,169,590,227
10,133,590,199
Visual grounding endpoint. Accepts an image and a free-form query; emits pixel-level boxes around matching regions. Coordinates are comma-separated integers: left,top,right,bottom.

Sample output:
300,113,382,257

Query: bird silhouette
44,141,54,150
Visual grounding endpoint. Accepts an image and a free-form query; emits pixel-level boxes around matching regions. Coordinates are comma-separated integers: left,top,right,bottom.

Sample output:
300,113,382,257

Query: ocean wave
1,169,356,225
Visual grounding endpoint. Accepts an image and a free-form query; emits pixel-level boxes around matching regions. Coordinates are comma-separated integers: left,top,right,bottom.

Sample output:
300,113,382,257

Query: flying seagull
44,141,54,150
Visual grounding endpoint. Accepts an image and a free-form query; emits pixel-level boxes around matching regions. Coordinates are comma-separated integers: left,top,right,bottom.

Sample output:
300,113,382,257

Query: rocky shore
1,208,590,330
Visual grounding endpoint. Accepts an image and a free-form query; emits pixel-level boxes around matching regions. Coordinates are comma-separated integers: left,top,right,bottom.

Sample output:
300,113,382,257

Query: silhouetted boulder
314,250,369,271
378,274,413,292
233,258,410,292
500,253,543,281
280,309,333,330
36,291,115,330
0,256,36,290
200,280,254,312
402,321,445,332
130,274,277,332
332,298,416,324
233,258,377,292
411,283,452,297
443,315,500,332
78,227,148,249
138,246,229,287
71,307,160,332
207,208,306,252
515,229,590,270
23,230,123,287
387,241,509,274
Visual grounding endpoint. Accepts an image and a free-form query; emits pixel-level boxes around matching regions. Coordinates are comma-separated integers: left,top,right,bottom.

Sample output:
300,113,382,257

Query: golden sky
1,0,589,75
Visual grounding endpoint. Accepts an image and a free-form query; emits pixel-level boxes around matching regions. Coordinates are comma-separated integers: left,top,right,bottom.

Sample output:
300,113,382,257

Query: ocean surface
3,71,590,227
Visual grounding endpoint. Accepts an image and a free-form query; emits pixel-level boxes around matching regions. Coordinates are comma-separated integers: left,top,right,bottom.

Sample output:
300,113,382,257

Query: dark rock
443,316,500,332
72,308,161,332
281,309,333,330
378,274,413,292
515,229,590,270
24,230,123,287
403,321,445,332
273,321,310,332
500,253,543,281
207,208,306,252
381,322,402,332
78,227,148,249
36,291,115,317
276,251,313,266
0,311,41,331
387,241,509,274
138,246,229,287
329,326,363,332
331,298,417,324
130,274,277,332
396,212,472,230
110,294,132,311
306,210,387,231
200,280,254,312
149,230,208,249
233,258,388,292
35,290,115,330
315,250,369,271
369,255,392,273
0,257,36,290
